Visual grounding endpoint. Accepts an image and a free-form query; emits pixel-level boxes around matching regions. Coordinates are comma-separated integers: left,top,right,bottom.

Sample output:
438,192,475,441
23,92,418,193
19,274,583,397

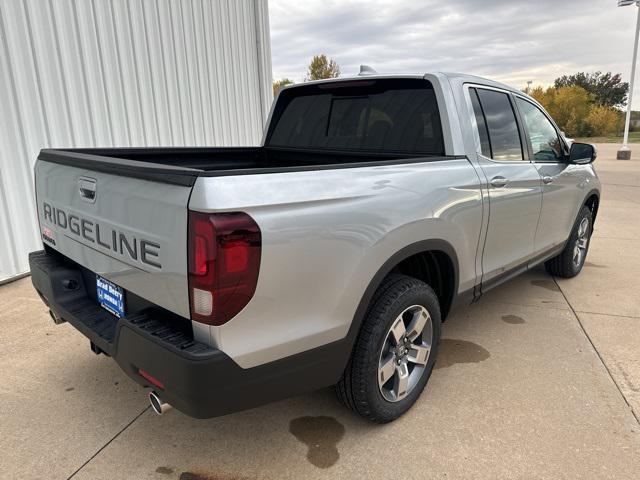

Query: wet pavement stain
531,279,559,291
289,416,345,468
502,314,525,324
156,466,174,475
179,472,250,480
435,339,490,369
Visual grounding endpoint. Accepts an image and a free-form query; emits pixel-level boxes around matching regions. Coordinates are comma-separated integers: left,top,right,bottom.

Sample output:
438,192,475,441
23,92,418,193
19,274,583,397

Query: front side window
475,88,523,161
515,97,563,162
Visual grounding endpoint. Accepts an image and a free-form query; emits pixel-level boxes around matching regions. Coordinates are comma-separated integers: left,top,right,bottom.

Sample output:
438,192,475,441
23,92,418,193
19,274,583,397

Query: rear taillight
187,211,261,326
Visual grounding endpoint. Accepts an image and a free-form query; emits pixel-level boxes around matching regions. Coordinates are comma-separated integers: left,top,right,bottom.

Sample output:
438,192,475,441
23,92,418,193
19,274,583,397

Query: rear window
267,79,444,155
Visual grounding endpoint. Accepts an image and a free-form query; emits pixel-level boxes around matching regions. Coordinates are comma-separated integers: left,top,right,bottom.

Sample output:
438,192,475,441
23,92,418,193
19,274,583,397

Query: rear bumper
29,249,347,418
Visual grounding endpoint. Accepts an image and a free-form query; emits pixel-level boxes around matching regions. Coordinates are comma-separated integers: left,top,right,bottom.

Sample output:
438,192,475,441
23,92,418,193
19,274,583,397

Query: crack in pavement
574,310,640,320
553,277,640,426
66,406,150,479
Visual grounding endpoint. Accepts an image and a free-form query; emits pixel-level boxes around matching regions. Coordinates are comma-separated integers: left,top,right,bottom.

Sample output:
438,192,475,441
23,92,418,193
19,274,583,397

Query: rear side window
475,88,523,161
267,79,444,155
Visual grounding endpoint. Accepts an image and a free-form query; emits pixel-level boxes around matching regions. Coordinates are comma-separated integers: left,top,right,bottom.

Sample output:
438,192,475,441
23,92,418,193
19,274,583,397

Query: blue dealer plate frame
96,275,125,318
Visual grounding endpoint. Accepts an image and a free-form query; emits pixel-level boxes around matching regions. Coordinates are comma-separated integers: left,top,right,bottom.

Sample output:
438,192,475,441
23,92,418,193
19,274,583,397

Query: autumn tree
585,105,624,136
273,78,293,96
306,54,340,81
554,72,628,108
547,86,592,136
530,85,591,136
530,84,624,137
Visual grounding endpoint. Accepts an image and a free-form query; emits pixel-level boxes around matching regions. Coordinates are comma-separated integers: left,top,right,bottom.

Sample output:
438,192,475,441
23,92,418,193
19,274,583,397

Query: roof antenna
358,65,378,76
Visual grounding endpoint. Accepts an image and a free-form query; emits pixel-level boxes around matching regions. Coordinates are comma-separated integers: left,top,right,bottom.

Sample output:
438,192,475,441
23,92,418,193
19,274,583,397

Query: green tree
306,54,340,81
273,78,293,97
554,71,628,108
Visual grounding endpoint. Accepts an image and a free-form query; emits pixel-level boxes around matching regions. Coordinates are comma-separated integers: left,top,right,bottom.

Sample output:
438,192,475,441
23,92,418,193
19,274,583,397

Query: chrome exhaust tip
149,391,172,415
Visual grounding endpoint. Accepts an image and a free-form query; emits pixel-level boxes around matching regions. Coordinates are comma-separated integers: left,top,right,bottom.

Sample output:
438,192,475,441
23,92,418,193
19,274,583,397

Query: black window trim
512,94,570,164
465,83,530,163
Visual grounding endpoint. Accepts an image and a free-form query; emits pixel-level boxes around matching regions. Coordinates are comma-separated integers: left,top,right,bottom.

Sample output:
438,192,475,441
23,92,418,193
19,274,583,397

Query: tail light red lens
187,211,261,326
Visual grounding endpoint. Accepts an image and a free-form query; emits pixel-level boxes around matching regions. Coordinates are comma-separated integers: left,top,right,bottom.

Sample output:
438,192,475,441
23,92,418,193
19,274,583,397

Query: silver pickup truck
29,73,600,423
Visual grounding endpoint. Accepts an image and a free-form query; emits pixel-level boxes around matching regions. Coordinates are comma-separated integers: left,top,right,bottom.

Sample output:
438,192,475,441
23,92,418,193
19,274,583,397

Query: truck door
468,86,543,287
512,96,582,256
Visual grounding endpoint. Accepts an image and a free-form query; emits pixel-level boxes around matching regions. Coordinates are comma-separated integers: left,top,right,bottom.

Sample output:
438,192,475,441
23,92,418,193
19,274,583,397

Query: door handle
490,176,508,188
542,175,553,184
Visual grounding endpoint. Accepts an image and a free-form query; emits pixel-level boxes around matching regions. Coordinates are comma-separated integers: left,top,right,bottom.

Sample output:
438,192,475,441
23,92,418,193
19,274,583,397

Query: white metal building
0,0,272,283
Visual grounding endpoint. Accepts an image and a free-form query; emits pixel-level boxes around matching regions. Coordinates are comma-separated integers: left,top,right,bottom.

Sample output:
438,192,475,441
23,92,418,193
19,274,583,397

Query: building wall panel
0,0,272,282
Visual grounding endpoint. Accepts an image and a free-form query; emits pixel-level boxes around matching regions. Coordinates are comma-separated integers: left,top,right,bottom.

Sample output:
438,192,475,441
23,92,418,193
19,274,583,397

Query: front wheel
544,205,593,278
335,274,441,423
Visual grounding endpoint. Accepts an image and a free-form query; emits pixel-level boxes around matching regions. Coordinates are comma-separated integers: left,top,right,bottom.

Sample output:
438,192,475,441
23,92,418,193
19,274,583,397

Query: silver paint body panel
35,161,192,318
189,158,484,367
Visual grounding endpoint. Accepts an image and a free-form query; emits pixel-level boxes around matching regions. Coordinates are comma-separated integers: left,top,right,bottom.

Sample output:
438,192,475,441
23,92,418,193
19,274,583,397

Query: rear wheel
544,205,593,278
336,274,441,423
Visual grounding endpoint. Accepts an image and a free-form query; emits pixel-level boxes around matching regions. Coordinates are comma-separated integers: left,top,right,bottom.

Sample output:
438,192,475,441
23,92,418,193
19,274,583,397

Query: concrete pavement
1,143,639,479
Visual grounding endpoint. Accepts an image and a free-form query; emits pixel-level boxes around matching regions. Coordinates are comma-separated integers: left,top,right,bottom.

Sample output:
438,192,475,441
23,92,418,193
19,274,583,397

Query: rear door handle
490,176,508,188
542,175,553,184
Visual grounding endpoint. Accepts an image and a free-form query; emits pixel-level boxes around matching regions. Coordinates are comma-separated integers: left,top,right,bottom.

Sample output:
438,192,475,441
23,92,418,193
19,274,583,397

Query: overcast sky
269,0,640,106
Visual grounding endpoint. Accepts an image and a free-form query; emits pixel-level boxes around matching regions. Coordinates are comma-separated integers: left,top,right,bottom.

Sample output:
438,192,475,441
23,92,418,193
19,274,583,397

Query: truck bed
38,147,452,187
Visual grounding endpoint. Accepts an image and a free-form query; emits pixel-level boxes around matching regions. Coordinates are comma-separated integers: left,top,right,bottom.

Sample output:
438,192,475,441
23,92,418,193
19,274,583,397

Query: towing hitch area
149,391,172,415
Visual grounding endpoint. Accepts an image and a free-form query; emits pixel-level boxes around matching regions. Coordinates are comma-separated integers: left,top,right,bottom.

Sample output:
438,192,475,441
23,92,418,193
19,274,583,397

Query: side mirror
569,142,596,164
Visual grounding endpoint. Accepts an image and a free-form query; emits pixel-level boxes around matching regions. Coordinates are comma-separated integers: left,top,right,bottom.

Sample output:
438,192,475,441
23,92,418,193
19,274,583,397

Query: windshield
267,79,444,156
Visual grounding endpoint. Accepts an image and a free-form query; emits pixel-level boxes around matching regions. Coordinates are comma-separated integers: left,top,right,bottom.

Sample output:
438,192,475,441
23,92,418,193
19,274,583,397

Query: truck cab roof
281,71,524,97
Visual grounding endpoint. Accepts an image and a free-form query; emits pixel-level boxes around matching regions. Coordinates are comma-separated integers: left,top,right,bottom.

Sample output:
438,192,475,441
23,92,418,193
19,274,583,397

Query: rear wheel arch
390,250,456,319
347,240,459,346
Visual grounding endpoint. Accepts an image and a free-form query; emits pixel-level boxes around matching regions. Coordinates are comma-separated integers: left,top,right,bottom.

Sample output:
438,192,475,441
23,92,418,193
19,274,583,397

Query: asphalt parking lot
1,143,639,479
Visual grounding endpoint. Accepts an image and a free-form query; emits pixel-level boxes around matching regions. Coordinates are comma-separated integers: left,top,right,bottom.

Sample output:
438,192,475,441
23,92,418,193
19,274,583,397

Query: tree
529,86,551,109
554,72,628,108
631,110,640,132
531,85,592,137
585,105,624,136
273,78,293,97
306,54,340,81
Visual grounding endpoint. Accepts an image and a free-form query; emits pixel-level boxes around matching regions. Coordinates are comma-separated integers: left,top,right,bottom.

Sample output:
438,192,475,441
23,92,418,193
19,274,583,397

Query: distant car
30,72,600,423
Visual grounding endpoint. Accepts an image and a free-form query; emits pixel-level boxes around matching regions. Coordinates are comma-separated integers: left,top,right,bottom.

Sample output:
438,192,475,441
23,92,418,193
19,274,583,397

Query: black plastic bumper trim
29,250,348,418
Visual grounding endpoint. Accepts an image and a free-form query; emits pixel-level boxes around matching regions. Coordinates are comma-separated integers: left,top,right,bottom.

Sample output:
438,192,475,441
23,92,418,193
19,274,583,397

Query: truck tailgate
35,158,193,318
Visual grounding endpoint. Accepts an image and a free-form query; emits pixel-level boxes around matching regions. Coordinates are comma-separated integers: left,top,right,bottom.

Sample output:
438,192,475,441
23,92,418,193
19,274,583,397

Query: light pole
618,0,640,160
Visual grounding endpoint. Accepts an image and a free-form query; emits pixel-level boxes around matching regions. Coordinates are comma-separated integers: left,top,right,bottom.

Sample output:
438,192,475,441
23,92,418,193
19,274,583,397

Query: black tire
335,274,441,423
544,205,593,278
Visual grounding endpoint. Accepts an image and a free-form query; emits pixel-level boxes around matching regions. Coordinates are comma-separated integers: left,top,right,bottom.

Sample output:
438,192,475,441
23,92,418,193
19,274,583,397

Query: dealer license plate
96,275,125,318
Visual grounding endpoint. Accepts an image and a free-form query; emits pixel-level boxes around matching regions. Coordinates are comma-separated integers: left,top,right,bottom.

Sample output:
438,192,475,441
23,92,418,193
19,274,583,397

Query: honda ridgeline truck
30,72,600,422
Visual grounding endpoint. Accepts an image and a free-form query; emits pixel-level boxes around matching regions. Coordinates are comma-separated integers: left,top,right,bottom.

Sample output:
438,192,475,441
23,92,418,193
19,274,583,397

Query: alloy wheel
377,305,433,402
573,217,590,267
